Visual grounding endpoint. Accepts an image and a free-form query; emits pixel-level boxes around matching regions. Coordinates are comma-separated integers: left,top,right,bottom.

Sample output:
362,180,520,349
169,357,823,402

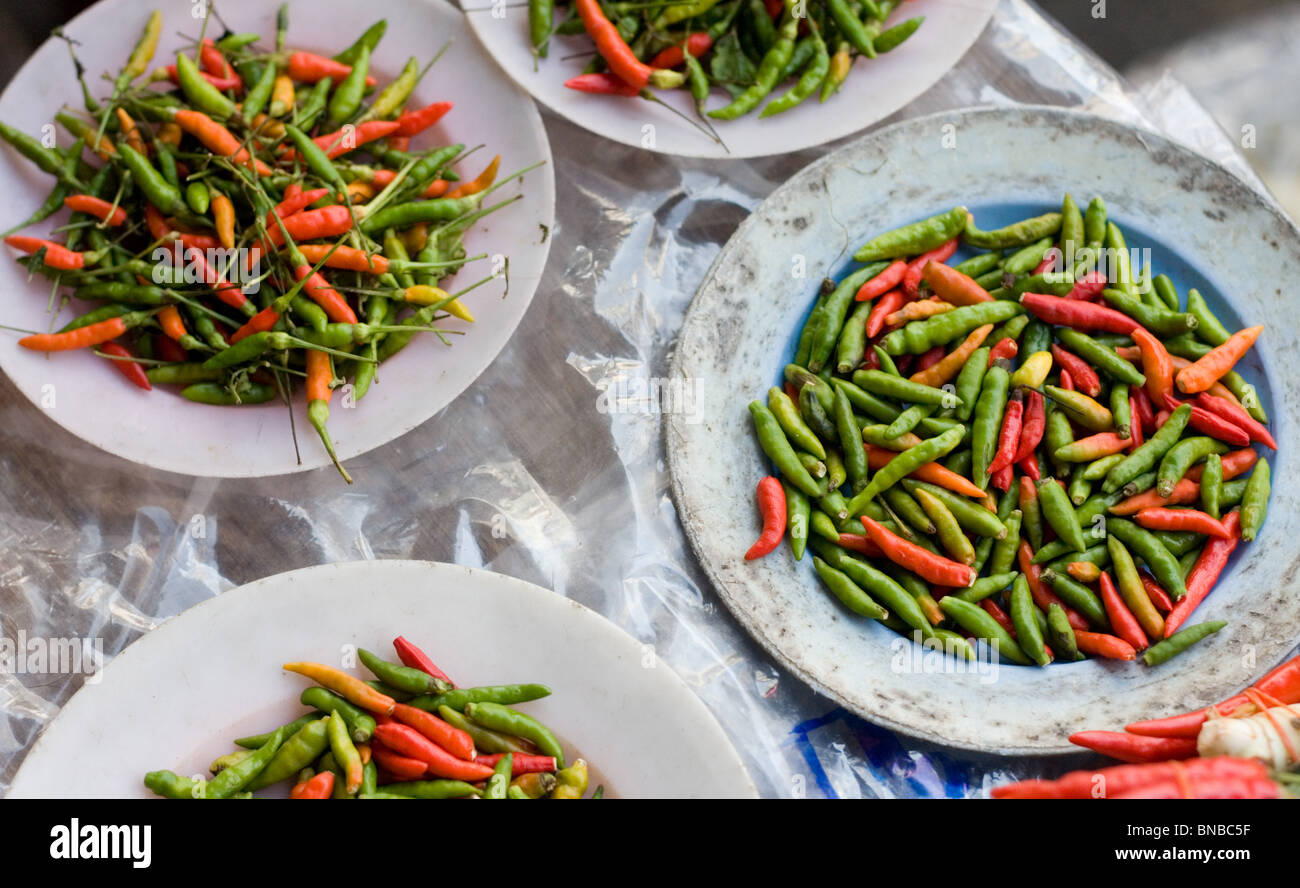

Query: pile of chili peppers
745,195,1274,669
993,654,1300,798
143,635,601,799
0,7,535,482
540,0,923,123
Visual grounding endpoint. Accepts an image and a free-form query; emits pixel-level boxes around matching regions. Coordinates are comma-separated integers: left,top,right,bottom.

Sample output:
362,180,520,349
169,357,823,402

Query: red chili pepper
370,741,430,780
161,64,242,91
649,32,713,68
64,194,127,227
1113,775,1282,799
563,72,640,96
184,245,248,311
1018,540,1089,631
990,464,1013,492
199,38,237,81
1011,390,1046,464
99,341,152,391
308,120,401,160
229,306,278,345
1194,393,1276,450
1135,507,1230,539
290,770,335,799
861,348,881,371
1161,511,1240,637
259,206,355,252
1097,572,1148,651
1139,572,1174,614
1017,455,1040,480
154,333,187,363
745,476,787,560
865,288,905,338
576,0,659,91
1068,731,1198,763
274,187,330,222
1074,630,1138,661
1064,271,1107,301
1019,291,1137,333
914,344,945,374
980,598,1015,634
993,757,1270,799
987,338,1017,365
835,533,883,557
393,101,454,137
1129,384,1155,434
1050,345,1101,397
4,235,87,270
1031,255,1055,276
1159,392,1250,446
372,723,494,781
860,515,974,587
474,753,558,774
987,389,1024,474
855,260,906,302
902,238,958,297
1131,325,1173,404
1058,368,1075,391
763,0,783,16
287,51,378,87
391,703,475,761
393,636,455,688
1126,654,1300,738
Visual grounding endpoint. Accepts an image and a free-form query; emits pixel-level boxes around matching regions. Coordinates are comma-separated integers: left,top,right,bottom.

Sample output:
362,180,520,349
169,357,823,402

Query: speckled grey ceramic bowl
667,106,1300,755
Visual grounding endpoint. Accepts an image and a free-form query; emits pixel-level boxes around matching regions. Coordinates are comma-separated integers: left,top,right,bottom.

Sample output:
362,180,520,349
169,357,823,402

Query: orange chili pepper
922,260,993,306
865,288,905,338
1073,631,1138,661
282,662,396,714
211,193,236,249
1175,325,1263,394
446,155,501,199
863,444,985,498
286,51,378,87
392,703,476,761
859,515,974,587
115,107,147,155
296,243,388,273
885,298,952,326
1129,325,1172,403
4,235,89,270
909,323,992,388
19,315,130,351
1135,507,1230,539
371,724,494,781
294,264,358,324
157,305,187,342
422,179,450,199
64,194,127,227
304,349,333,404
157,121,182,146
173,109,273,176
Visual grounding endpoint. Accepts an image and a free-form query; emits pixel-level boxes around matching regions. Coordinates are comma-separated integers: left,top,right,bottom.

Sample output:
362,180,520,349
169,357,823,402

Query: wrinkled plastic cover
0,0,1280,797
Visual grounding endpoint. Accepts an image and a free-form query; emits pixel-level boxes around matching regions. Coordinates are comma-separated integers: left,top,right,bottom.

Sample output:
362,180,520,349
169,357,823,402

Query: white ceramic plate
0,0,554,478
7,560,757,798
667,106,1300,754
463,0,997,158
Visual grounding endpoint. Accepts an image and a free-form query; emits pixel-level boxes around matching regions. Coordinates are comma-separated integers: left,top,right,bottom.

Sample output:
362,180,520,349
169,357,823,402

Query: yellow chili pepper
445,155,501,199
282,662,396,714
119,10,163,86
249,113,285,139
157,121,182,146
510,772,556,799
269,74,295,118
400,222,428,255
886,298,953,326
405,285,475,322
1010,350,1053,388
211,193,236,249
345,181,376,203
549,758,588,799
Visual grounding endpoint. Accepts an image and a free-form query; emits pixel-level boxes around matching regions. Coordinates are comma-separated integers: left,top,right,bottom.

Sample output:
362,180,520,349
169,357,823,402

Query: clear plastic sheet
0,0,1283,797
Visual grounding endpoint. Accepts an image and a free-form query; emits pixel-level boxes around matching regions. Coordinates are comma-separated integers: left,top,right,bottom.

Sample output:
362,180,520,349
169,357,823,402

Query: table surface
0,0,1281,798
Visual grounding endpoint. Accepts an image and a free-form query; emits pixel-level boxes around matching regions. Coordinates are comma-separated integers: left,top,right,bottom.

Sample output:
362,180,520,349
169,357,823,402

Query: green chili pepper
464,702,565,769
881,301,1023,355
1156,437,1227,497
358,647,450,694
1108,384,1132,440
798,382,839,443
1184,288,1230,347
384,779,482,799
181,380,278,405
325,45,371,129
1040,568,1109,629
205,726,287,798
853,206,966,262
853,369,958,407
813,554,893,620
874,16,923,52
407,683,551,714
174,52,237,118
144,770,206,799
1067,466,1092,505
1240,458,1270,542
827,0,877,58
1037,478,1086,552
1001,237,1053,276
939,596,1031,665
1006,574,1049,666
827,384,867,493
1054,328,1145,387
762,28,828,117
436,705,535,754
883,485,935,534
1197,453,1223,521
769,386,825,458
963,212,1061,250
1105,518,1187,600
300,687,377,742
185,180,210,215
1043,385,1113,432
1143,621,1226,667
234,713,323,749
709,11,797,120
248,716,331,790
241,60,279,121
1100,288,1197,337
283,123,347,193
750,401,823,498
834,298,873,374
846,425,964,514
900,480,1006,538
783,480,811,560
914,486,975,565
295,76,333,131
116,142,189,219
1103,403,1191,493
970,363,1010,487
1152,274,1179,311
1044,602,1079,661
327,708,363,795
